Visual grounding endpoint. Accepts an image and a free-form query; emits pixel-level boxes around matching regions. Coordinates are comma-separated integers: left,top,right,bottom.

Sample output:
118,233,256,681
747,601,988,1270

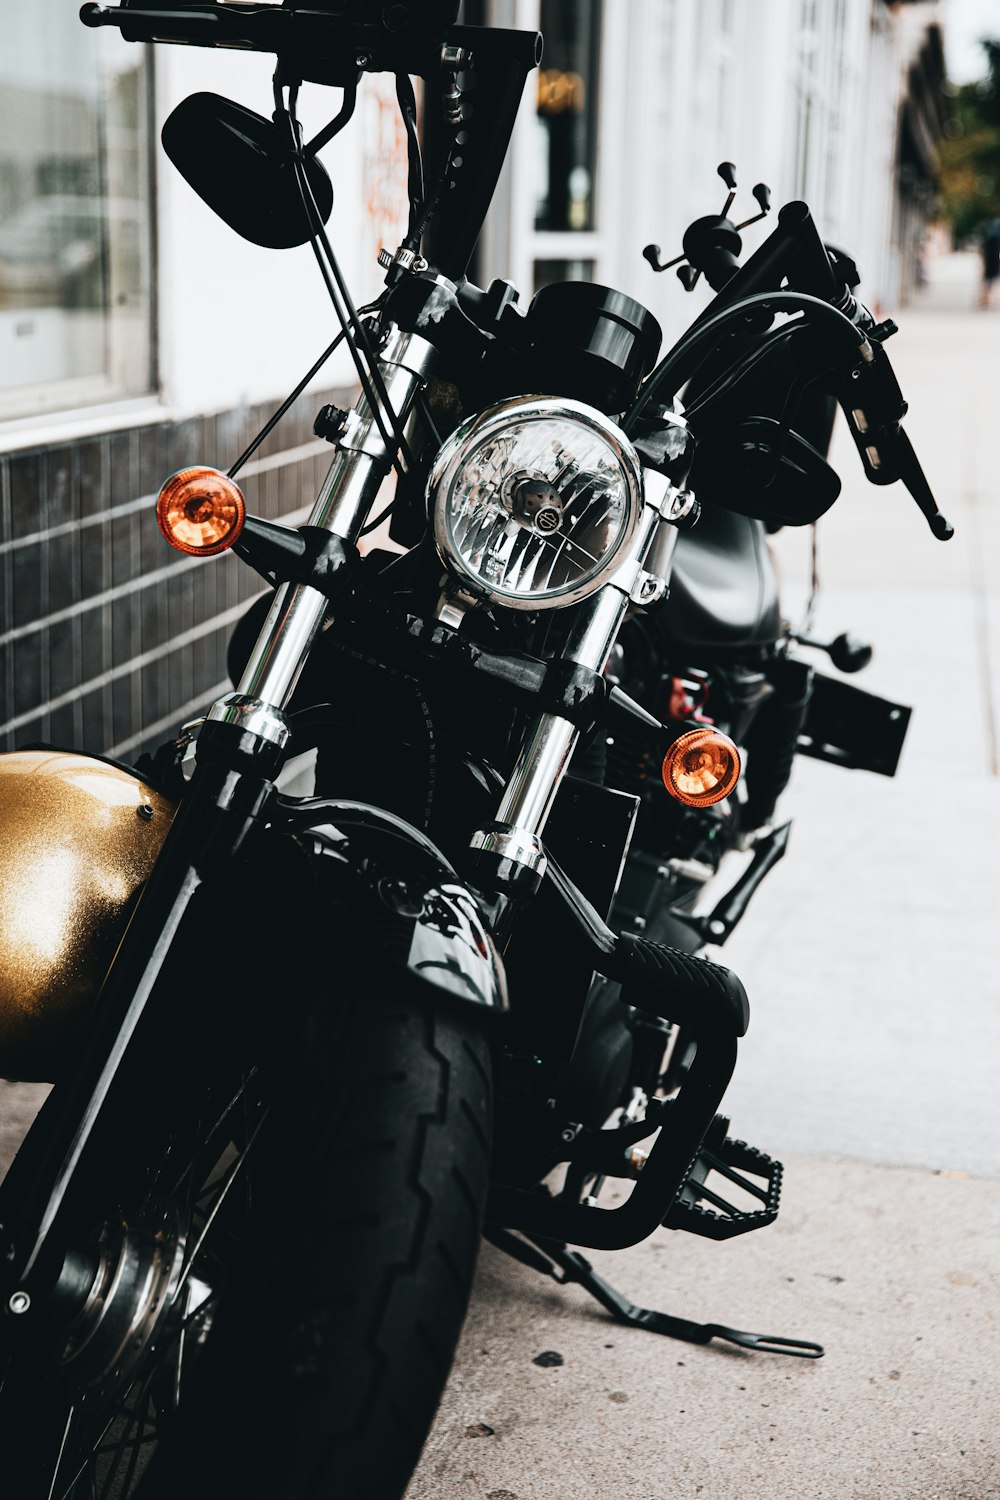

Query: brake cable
395,72,425,251
624,291,871,434
276,75,416,478
225,297,388,481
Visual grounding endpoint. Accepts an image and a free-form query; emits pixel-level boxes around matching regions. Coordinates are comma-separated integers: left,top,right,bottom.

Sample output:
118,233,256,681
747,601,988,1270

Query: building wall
0,27,405,763
486,0,944,344
0,387,345,760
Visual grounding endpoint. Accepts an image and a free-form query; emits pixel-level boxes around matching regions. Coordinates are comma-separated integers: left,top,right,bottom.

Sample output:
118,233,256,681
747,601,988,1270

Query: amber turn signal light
661,727,741,807
156,467,246,556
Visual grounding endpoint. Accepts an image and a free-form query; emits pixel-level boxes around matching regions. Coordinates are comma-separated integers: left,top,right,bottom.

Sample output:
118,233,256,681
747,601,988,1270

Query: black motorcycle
0,6,952,1498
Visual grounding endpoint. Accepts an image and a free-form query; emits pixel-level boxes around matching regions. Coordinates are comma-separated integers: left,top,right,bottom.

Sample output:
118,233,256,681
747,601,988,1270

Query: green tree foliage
939,38,1000,243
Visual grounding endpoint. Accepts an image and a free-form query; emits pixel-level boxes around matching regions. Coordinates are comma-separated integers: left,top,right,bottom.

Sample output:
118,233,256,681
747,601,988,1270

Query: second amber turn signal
662,727,741,807
156,467,246,556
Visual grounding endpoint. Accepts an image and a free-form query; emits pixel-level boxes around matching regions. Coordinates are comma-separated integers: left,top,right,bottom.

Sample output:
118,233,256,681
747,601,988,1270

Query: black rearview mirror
161,92,333,250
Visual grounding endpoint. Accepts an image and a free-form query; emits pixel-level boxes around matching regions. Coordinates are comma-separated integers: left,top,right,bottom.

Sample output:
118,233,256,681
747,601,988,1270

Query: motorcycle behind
0,6,953,1498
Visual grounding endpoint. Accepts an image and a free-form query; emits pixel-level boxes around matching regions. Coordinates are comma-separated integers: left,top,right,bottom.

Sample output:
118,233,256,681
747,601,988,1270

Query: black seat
662,502,780,652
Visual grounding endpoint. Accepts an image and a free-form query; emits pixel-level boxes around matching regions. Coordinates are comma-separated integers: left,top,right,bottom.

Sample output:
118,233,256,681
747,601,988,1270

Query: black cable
417,389,443,449
226,295,388,480
285,83,412,452
681,324,800,425
624,291,870,435
227,327,347,479
395,73,424,249
411,140,457,247
358,498,396,537
276,79,416,476
291,159,414,479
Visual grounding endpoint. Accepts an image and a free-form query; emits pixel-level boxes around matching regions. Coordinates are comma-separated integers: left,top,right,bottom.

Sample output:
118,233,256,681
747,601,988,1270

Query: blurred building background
0,0,952,760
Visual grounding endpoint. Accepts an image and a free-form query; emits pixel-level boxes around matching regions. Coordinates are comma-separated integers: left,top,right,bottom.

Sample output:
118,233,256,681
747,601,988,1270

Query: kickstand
485,1226,824,1359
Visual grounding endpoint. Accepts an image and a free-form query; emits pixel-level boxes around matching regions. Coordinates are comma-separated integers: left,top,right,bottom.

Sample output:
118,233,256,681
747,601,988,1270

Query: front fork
215,326,437,746
469,473,686,896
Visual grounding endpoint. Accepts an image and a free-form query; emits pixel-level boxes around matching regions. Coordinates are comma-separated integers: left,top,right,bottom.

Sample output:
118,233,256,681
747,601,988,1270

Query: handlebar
624,290,872,434
80,2,462,83
660,196,954,541
82,3,304,46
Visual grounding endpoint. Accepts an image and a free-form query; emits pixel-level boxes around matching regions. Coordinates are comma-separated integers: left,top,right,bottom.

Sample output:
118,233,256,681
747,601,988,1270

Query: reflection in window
533,258,596,294
534,1,602,233
0,7,152,418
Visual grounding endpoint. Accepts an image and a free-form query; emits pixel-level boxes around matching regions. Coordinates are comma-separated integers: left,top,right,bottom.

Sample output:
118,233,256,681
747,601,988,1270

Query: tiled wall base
0,387,352,762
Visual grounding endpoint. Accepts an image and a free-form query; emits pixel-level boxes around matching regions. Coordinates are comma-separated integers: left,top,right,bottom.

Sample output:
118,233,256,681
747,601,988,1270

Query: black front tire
143,982,492,1500
1,983,491,1500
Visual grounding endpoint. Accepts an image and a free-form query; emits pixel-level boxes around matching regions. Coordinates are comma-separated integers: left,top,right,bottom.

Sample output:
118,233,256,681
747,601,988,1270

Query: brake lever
884,426,954,540
837,340,953,541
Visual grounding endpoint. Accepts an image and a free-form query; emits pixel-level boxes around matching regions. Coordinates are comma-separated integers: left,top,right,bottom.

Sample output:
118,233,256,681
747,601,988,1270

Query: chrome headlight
429,395,643,610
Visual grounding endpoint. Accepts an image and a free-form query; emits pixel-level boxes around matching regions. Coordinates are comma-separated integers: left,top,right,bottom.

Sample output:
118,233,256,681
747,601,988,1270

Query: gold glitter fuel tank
0,751,175,1082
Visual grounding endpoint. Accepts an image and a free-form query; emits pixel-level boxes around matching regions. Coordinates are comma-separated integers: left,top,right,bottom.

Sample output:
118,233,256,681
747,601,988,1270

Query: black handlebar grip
80,3,269,46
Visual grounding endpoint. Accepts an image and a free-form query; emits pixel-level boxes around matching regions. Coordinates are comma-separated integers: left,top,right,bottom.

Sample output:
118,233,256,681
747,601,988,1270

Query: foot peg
664,1114,781,1240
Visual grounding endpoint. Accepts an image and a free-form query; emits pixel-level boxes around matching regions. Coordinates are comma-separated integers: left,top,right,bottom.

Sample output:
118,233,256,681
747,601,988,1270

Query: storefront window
0,7,152,420
534,0,602,234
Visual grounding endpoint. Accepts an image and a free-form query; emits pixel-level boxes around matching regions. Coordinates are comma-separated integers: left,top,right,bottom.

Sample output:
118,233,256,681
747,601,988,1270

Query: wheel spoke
18,1071,268,1499
177,1109,268,1293
44,1404,74,1500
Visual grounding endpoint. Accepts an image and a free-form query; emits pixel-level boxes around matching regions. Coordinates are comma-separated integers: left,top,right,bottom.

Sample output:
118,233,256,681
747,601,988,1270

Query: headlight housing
429,395,643,610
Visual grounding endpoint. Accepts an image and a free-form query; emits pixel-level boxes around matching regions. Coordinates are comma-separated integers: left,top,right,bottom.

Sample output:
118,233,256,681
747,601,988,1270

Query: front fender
272,796,508,1013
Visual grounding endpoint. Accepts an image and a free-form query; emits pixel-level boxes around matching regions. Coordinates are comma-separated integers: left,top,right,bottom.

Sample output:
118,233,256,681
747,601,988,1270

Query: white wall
489,0,943,353
155,44,407,416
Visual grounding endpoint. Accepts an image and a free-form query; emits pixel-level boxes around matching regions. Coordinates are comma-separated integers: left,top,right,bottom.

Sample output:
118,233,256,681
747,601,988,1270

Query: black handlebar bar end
80,4,107,26
930,513,954,541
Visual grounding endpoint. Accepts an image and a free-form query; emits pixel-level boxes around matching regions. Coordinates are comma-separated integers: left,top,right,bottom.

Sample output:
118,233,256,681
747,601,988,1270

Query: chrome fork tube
471,473,677,886
207,328,436,746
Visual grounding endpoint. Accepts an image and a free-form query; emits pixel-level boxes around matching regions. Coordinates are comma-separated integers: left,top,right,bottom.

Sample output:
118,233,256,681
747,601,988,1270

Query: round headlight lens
429,396,642,610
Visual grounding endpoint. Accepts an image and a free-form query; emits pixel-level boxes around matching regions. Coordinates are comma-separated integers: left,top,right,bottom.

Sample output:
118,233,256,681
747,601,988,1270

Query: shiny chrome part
469,824,547,877
661,856,715,884
626,1145,650,1172
7,1290,30,1314
435,596,468,630
206,694,291,749
336,327,436,466
628,569,667,607
430,394,644,611
233,327,436,717
659,485,699,525
645,517,681,584
58,1202,187,1393
492,715,581,839
179,720,205,781
235,582,333,711
183,1275,216,1348
620,1087,649,1125
434,581,481,631
0,752,175,1082
377,246,429,275
470,468,682,879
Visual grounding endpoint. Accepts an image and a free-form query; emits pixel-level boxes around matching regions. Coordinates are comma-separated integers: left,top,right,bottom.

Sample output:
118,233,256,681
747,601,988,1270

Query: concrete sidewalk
406,253,1000,1500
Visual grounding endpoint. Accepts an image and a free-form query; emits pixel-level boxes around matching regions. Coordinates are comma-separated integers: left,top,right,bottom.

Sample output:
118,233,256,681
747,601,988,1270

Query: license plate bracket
798,670,911,777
